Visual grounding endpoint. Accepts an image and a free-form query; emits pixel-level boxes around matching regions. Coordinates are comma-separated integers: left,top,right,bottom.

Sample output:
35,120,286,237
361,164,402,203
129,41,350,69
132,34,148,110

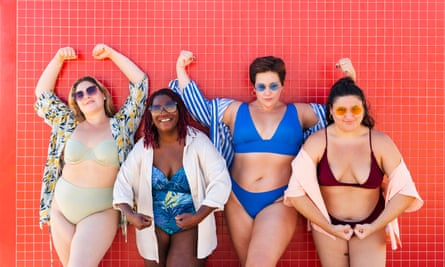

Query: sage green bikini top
64,138,119,167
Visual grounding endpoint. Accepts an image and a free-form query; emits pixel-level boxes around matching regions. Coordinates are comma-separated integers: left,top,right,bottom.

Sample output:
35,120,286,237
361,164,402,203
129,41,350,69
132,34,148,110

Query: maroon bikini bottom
329,194,385,228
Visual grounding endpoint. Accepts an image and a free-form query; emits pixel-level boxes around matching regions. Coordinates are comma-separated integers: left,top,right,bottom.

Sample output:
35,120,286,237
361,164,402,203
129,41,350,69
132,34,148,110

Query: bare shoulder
226,100,242,111
371,130,399,152
371,129,403,174
302,128,326,161
294,102,319,129
294,102,313,113
222,100,242,128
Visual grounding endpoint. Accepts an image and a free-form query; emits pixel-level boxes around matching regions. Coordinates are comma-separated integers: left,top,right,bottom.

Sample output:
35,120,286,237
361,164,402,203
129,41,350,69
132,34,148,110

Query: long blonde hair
68,76,116,121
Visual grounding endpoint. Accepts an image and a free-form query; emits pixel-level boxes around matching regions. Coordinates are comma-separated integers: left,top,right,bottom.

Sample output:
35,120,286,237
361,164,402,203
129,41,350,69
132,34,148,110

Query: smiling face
149,94,179,134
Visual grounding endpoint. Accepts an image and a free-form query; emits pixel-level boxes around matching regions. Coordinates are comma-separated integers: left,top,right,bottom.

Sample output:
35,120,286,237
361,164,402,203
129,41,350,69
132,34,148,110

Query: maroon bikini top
317,129,384,189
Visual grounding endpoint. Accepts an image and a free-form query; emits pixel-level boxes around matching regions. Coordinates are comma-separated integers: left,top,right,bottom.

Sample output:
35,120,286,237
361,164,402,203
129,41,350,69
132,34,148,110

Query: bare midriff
61,161,119,188
231,152,294,192
321,186,381,221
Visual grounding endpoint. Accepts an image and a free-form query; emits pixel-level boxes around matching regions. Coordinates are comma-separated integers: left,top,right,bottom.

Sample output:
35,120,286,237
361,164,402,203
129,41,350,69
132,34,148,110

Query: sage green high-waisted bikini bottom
54,177,113,224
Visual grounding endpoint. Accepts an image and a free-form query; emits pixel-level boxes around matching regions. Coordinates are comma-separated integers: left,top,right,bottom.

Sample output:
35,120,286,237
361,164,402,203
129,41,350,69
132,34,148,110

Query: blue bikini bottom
231,177,287,218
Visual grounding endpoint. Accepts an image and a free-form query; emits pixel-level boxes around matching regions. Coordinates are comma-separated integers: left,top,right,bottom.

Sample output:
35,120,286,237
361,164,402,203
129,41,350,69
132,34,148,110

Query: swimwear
152,166,196,235
64,138,119,167
231,177,287,218
317,129,384,188
329,193,385,228
54,177,113,224
232,103,303,156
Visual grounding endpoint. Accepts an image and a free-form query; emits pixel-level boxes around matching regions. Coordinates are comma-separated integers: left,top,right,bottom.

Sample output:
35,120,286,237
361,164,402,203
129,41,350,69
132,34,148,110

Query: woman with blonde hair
34,43,148,266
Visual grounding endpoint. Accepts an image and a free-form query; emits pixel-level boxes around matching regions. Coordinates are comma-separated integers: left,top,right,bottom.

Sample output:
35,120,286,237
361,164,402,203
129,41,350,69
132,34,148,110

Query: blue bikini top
232,103,303,156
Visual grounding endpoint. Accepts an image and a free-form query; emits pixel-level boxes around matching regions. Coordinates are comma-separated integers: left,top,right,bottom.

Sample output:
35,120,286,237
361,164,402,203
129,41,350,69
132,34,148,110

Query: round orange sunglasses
334,105,363,116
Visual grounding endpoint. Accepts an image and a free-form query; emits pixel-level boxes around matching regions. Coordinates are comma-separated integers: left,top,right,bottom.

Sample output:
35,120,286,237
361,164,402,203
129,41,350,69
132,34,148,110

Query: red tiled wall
3,0,444,266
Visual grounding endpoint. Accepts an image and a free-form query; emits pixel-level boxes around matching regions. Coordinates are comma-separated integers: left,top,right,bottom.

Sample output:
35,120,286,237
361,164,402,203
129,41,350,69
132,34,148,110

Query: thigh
311,228,349,267
69,208,119,267
144,227,171,267
224,192,254,264
349,228,386,267
49,199,75,267
246,201,298,267
167,227,206,267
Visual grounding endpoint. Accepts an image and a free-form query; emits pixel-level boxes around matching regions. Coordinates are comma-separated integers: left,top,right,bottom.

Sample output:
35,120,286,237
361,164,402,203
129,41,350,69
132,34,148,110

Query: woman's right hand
55,47,77,63
126,211,152,230
330,224,354,241
35,47,77,97
176,50,194,69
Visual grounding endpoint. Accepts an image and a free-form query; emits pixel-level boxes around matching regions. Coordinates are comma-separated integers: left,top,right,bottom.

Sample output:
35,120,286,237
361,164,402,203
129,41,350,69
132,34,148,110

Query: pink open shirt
284,149,423,250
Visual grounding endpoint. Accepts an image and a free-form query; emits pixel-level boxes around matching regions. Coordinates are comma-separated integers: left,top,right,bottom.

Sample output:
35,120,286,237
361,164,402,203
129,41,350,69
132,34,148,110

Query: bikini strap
368,128,373,152
325,127,328,153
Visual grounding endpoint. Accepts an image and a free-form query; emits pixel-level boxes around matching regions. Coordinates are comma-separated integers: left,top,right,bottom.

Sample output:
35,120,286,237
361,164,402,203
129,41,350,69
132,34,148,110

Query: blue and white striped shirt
169,79,327,168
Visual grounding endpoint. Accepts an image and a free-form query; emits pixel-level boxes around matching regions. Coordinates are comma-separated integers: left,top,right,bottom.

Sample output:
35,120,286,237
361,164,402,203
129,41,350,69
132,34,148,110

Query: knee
245,254,278,267
67,257,101,267
166,256,200,267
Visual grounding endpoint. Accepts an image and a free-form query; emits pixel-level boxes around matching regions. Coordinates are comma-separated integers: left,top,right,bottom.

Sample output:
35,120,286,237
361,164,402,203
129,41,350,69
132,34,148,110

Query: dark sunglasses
254,82,281,92
149,102,178,115
73,85,98,101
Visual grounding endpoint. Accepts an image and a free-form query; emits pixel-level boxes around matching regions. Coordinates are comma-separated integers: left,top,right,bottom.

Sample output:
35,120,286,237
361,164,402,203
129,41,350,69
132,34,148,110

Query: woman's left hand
175,213,200,230
92,43,114,60
353,224,374,239
336,57,356,82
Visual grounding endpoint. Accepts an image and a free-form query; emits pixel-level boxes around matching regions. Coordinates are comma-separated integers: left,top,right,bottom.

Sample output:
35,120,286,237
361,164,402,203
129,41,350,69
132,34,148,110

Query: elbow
35,88,43,98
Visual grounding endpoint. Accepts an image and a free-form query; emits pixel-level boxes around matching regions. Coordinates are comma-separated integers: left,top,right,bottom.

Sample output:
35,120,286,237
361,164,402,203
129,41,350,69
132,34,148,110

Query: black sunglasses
73,85,98,101
149,102,178,115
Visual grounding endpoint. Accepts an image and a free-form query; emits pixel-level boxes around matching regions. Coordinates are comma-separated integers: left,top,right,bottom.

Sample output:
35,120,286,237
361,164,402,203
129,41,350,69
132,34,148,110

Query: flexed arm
336,57,356,82
171,50,213,127
175,206,216,230
285,145,354,241
354,134,422,240
300,57,357,136
92,44,145,84
116,203,152,230
287,194,353,240
35,47,77,98
170,50,236,166
172,50,235,125
176,50,195,90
